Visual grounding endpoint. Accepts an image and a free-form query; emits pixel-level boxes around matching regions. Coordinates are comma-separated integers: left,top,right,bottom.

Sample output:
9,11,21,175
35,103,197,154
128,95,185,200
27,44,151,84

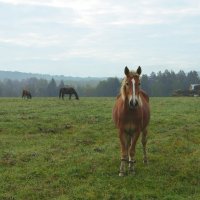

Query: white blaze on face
131,78,136,104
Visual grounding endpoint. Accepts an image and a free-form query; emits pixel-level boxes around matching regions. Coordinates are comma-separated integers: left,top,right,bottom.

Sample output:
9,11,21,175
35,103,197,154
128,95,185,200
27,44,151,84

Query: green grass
0,97,199,200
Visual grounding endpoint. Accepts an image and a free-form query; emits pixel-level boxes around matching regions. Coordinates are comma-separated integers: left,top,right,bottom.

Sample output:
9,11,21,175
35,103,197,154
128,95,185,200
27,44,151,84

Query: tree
141,75,151,96
95,78,120,96
36,79,48,96
58,80,65,89
0,69,199,97
0,81,3,96
187,71,200,87
3,79,15,97
47,78,57,97
176,70,187,90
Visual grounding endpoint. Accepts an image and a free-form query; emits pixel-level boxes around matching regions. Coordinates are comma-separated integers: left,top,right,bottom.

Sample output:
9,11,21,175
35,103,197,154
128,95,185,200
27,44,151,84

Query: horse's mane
127,70,140,78
140,90,149,102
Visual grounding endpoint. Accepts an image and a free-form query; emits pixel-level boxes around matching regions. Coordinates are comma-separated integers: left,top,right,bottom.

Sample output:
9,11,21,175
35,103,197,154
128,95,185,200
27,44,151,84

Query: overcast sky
0,0,200,77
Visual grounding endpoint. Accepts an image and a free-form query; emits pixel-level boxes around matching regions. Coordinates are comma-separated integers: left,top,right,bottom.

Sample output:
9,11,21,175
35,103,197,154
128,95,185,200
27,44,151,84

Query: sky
0,0,200,77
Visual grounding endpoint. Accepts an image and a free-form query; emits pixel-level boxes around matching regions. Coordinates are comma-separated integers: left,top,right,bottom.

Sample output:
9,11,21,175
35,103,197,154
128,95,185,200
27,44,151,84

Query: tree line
141,70,200,96
0,70,199,97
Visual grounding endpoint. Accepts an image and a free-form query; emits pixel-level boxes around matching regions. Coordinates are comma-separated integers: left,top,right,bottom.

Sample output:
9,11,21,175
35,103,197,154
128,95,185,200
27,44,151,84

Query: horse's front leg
119,128,128,176
128,130,140,175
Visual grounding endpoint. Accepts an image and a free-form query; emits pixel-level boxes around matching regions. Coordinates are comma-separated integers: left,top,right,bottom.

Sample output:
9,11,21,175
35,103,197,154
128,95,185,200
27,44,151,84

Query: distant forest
0,70,199,97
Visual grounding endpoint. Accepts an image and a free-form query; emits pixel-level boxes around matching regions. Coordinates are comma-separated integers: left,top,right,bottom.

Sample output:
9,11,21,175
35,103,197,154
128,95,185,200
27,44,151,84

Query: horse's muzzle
129,99,138,109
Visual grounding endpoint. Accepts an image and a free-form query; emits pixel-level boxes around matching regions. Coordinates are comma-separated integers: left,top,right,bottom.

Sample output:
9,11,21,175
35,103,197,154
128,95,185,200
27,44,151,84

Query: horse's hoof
119,172,125,177
143,159,148,165
129,170,135,176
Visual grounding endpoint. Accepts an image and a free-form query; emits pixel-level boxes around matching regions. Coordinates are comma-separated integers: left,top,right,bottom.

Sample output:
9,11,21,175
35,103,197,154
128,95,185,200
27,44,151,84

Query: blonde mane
128,70,140,78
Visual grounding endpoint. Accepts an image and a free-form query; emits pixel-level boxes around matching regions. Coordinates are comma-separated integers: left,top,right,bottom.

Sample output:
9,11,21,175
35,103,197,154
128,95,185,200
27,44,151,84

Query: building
189,84,200,91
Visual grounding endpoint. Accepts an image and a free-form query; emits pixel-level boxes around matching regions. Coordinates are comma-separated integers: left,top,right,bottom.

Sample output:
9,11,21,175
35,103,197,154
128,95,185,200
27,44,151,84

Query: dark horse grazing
112,66,150,176
22,90,32,99
59,87,79,100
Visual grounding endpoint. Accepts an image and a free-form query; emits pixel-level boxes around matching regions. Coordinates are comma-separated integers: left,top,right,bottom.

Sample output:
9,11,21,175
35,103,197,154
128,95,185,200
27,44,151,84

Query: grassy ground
0,97,199,200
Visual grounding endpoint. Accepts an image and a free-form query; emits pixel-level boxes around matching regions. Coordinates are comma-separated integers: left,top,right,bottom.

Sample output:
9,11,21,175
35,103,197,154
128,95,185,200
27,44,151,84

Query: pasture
0,97,199,200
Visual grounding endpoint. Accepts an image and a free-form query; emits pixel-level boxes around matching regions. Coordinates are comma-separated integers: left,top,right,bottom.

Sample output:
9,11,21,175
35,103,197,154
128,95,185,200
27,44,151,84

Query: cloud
0,0,200,76
1,0,200,30
0,33,61,47
1,0,199,27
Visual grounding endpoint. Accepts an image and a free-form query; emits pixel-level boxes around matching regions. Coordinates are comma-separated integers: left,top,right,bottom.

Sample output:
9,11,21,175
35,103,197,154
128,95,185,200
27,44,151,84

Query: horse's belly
124,122,136,134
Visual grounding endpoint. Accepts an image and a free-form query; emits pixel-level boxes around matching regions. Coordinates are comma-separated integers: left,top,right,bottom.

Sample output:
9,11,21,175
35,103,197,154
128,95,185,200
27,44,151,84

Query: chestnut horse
112,66,150,176
22,90,32,99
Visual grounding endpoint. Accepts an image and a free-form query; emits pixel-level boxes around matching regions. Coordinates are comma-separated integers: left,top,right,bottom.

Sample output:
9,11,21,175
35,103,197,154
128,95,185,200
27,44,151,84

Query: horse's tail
59,88,62,98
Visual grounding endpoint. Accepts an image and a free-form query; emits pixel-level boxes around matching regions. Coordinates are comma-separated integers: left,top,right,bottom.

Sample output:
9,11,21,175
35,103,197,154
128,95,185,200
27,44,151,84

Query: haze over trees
0,70,199,97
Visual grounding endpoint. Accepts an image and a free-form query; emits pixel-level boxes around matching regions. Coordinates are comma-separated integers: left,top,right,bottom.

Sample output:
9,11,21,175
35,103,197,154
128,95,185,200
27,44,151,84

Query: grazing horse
112,66,150,176
22,90,32,99
59,87,79,100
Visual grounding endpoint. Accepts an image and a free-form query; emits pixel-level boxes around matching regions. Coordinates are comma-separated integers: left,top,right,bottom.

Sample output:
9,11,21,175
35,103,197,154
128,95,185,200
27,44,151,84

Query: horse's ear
124,66,130,76
137,66,142,75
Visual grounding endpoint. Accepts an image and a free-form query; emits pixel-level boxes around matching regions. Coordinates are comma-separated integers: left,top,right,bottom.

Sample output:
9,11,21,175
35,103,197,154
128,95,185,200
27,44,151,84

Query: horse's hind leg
141,129,148,164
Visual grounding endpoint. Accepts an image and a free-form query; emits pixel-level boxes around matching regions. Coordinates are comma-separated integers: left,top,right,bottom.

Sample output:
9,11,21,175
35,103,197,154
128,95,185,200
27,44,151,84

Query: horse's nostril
130,100,134,107
129,99,138,108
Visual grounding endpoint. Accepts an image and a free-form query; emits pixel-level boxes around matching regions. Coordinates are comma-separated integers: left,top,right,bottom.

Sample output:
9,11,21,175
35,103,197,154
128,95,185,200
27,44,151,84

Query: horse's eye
126,82,129,86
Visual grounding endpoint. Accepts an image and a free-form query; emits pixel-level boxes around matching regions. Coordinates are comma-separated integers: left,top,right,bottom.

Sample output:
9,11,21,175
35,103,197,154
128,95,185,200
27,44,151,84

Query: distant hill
0,70,106,87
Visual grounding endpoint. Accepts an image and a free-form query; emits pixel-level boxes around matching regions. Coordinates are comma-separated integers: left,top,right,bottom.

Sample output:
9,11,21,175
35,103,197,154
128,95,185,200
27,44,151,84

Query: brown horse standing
112,66,150,176
22,90,32,99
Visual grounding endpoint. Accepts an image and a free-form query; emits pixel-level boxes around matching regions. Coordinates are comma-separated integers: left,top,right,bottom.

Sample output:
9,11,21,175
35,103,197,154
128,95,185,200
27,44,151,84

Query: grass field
0,97,199,200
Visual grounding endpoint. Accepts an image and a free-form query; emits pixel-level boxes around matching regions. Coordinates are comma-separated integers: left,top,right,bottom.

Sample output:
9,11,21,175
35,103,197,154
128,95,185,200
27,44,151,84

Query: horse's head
121,66,142,109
